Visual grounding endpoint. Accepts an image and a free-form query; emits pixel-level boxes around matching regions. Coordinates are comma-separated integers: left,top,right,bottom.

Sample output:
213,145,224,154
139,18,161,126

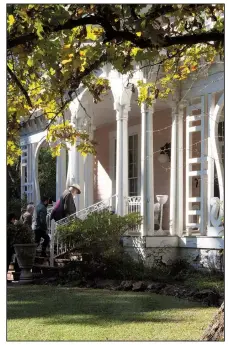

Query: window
129,134,138,196
113,134,139,196
214,114,224,198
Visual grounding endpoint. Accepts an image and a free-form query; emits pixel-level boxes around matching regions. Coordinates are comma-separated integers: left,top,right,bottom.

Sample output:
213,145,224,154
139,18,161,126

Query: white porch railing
47,194,144,265
126,196,141,233
47,195,117,262
127,196,141,214
56,194,117,226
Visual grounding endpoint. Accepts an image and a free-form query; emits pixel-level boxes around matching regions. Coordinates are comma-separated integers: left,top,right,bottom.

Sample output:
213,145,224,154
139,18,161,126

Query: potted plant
9,221,37,283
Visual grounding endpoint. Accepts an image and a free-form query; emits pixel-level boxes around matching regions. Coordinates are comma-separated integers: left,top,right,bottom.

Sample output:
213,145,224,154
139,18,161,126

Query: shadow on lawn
7,286,212,326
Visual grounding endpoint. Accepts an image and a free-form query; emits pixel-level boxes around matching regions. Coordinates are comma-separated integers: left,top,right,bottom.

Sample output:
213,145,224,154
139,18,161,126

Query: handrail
56,194,117,226
49,194,117,261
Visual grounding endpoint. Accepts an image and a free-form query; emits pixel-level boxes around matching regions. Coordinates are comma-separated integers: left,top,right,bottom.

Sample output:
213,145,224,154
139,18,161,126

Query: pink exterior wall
153,109,172,230
93,115,141,202
93,122,114,202
93,106,209,232
93,109,173,230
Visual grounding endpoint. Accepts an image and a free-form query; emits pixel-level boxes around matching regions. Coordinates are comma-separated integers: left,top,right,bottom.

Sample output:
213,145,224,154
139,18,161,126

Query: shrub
57,210,142,262
8,221,35,245
7,195,27,219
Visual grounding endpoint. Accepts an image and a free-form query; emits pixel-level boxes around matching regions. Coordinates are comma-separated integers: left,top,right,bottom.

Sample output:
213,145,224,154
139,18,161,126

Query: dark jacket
35,202,47,231
62,190,76,217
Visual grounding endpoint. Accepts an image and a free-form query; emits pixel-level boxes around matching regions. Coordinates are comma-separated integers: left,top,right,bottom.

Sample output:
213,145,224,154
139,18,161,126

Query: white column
115,103,129,216
56,147,67,200
26,144,32,203
33,144,40,206
200,95,207,235
207,93,215,230
84,126,95,208
66,145,72,188
140,102,155,236
30,142,37,204
169,104,178,236
176,102,185,237
69,141,84,211
66,118,85,211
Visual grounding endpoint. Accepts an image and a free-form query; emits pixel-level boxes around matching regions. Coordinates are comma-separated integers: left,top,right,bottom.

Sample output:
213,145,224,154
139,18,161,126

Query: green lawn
7,285,216,341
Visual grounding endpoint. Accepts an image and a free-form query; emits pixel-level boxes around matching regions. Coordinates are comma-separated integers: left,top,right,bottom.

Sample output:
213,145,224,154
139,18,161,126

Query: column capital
115,102,131,121
141,100,156,114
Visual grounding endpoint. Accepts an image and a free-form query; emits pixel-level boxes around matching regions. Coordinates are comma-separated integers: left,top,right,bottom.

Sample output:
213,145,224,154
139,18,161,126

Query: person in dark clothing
7,213,20,280
62,183,81,217
7,213,17,225
35,196,50,257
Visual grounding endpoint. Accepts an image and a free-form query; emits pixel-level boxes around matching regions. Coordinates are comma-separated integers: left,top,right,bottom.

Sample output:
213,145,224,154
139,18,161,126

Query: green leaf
27,57,34,67
49,67,55,75
34,21,44,39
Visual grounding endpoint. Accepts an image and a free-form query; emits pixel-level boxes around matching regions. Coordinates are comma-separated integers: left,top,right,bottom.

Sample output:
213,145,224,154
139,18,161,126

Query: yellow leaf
8,15,15,26
61,59,72,65
63,44,71,49
68,53,74,58
136,32,142,37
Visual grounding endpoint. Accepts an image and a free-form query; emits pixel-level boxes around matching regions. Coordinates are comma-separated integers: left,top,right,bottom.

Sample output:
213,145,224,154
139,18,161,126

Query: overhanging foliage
7,4,224,164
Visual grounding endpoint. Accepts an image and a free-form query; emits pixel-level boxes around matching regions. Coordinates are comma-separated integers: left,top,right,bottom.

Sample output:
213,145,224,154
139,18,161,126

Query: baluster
50,220,55,266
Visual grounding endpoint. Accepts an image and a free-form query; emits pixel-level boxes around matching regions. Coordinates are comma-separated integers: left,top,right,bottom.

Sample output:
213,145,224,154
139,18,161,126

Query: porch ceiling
92,90,171,128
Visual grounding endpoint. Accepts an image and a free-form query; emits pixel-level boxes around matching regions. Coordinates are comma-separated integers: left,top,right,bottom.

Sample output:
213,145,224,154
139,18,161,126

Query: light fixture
158,142,171,163
158,153,168,163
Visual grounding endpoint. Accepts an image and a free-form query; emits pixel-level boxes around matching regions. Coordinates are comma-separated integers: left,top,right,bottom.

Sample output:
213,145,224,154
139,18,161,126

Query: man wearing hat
62,183,81,217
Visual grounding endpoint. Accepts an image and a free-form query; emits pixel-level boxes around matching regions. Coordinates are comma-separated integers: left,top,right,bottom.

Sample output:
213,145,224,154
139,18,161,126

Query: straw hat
69,183,81,194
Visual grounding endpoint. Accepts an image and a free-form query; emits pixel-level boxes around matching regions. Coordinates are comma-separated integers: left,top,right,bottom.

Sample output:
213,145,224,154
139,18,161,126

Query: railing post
50,219,56,267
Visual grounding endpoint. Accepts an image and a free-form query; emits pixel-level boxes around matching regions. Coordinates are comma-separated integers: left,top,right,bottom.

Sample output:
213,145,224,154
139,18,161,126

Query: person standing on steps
20,203,35,230
62,184,81,217
35,196,50,257
7,213,18,280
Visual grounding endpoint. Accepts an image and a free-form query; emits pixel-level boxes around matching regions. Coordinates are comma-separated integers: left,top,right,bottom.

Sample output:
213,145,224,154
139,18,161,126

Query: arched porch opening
38,143,56,203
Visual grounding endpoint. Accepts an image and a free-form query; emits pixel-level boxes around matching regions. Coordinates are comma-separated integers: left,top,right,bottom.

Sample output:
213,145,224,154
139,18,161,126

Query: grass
7,285,216,341
182,271,224,294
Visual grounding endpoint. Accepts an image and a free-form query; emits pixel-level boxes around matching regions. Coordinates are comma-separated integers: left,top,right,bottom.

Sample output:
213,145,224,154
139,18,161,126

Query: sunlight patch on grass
7,286,216,341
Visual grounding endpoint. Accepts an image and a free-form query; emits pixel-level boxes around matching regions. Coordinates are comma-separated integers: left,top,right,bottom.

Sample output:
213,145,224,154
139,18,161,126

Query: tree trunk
201,302,224,341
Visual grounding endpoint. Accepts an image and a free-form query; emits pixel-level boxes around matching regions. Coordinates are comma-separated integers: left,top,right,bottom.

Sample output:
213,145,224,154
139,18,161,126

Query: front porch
20,69,224,270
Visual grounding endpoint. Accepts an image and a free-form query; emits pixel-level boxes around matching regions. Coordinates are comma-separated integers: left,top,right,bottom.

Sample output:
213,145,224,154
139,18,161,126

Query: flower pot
14,244,37,284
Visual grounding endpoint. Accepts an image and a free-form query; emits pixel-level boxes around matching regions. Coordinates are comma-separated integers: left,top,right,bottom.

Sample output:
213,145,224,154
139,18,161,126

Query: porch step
34,256,50,266
32,264,61,278
54,259,71,267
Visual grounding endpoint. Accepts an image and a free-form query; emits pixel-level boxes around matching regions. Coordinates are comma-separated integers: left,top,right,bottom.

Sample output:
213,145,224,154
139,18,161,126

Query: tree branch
7,65,33,107
164,31,224,47
103,29,223,49
44,100,71,131
8,10,224,51
8,15,101,49
69,53,108,90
